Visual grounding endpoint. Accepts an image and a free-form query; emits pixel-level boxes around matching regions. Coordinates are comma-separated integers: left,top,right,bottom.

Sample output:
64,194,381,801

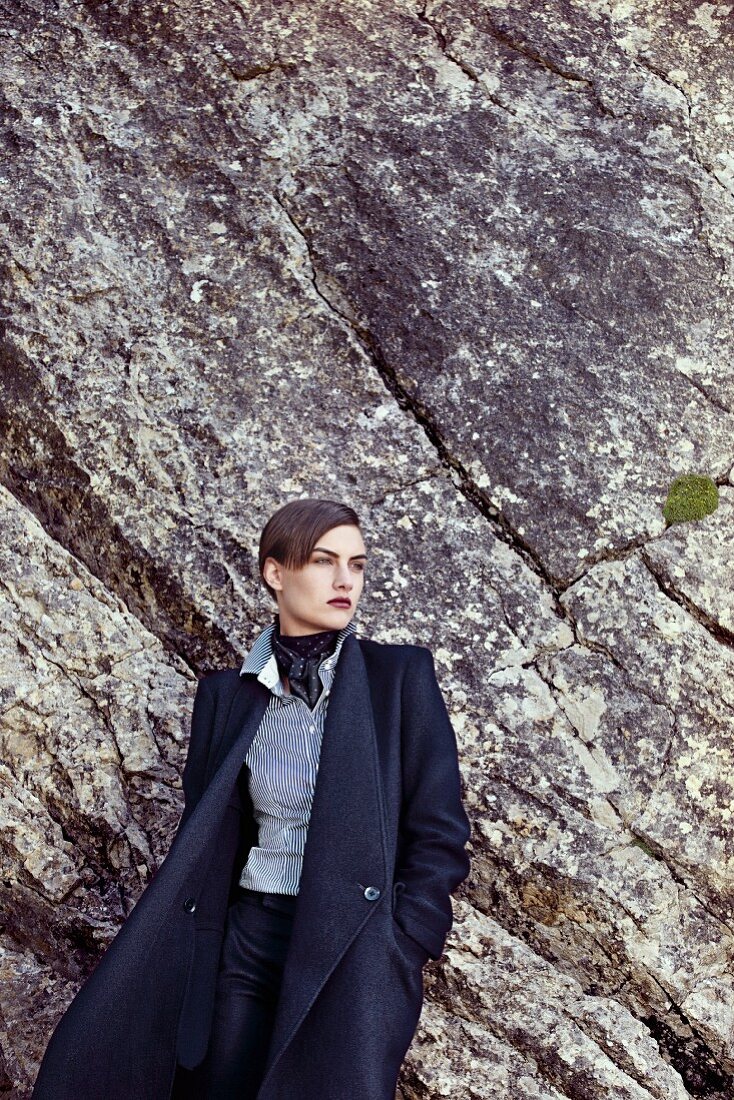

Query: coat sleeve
178,674,216,831
393,645,472,960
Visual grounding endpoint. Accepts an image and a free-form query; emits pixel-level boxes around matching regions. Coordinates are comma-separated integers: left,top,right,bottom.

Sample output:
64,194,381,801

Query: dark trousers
174,887,298,1100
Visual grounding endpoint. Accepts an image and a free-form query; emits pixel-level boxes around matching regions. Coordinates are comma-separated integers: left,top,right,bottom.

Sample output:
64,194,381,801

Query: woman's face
264,523,367,635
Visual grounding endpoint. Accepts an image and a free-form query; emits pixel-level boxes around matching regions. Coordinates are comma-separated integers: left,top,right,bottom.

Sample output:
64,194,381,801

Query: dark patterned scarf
271,613,339,709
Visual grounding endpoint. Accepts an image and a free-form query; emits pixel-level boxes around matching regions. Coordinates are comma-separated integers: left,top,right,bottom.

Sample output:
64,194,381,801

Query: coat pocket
391,880,429,966
392,878,406,915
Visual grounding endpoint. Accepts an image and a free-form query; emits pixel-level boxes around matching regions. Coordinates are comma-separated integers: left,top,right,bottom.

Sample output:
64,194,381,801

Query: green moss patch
662,474,719,524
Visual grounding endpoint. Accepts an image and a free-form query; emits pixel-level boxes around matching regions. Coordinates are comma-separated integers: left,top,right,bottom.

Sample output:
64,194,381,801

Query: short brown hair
258,498,361,602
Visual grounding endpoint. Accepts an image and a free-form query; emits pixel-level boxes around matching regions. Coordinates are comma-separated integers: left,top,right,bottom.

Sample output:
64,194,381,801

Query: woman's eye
313,557,365,570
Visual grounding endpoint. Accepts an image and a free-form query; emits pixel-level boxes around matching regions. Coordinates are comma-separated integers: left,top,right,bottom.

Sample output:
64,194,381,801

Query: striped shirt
237,616,358,895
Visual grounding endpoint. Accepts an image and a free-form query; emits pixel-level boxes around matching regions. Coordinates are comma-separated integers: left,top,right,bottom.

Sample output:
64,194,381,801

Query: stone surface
1,0,733,1096
404,900,690,1098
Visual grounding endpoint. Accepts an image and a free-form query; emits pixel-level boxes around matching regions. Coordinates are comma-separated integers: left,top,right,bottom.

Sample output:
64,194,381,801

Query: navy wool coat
32,634,472,1100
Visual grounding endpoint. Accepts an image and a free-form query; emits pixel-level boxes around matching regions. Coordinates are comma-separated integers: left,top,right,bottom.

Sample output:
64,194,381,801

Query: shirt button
363,886,381,901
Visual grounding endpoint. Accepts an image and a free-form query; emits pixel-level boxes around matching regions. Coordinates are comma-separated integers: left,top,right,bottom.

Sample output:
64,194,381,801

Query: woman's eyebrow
312,546,368,561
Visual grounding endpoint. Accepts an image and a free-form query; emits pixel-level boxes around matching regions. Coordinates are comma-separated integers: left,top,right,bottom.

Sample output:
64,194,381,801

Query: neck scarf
271,613,340,710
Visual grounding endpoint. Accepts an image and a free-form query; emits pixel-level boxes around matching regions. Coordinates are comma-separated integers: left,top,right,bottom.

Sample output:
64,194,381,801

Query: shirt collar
239,617,358,696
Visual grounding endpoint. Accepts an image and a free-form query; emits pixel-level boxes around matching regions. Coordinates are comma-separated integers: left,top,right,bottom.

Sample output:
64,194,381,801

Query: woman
32,497,472,1100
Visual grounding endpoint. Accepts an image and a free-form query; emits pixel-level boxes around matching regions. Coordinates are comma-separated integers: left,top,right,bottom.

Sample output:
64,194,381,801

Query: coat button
183,896,197,913
363,886,380,901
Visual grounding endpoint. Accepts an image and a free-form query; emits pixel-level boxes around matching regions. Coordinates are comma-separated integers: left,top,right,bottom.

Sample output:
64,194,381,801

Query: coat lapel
256,633,388,1092
204,673,270,788
195,635,388,1093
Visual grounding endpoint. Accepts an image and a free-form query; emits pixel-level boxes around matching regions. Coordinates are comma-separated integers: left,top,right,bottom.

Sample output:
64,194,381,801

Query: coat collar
201,631,389,1089
239,616,358,699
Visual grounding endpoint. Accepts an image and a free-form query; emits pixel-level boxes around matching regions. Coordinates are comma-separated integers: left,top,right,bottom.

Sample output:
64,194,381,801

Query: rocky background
1,0,734,1096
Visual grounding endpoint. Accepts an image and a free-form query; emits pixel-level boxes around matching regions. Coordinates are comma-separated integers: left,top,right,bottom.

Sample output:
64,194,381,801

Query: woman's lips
328,600,351,607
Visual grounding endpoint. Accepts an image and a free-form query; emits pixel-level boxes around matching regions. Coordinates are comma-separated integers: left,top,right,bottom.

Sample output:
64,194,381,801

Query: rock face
1,1,733,1096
